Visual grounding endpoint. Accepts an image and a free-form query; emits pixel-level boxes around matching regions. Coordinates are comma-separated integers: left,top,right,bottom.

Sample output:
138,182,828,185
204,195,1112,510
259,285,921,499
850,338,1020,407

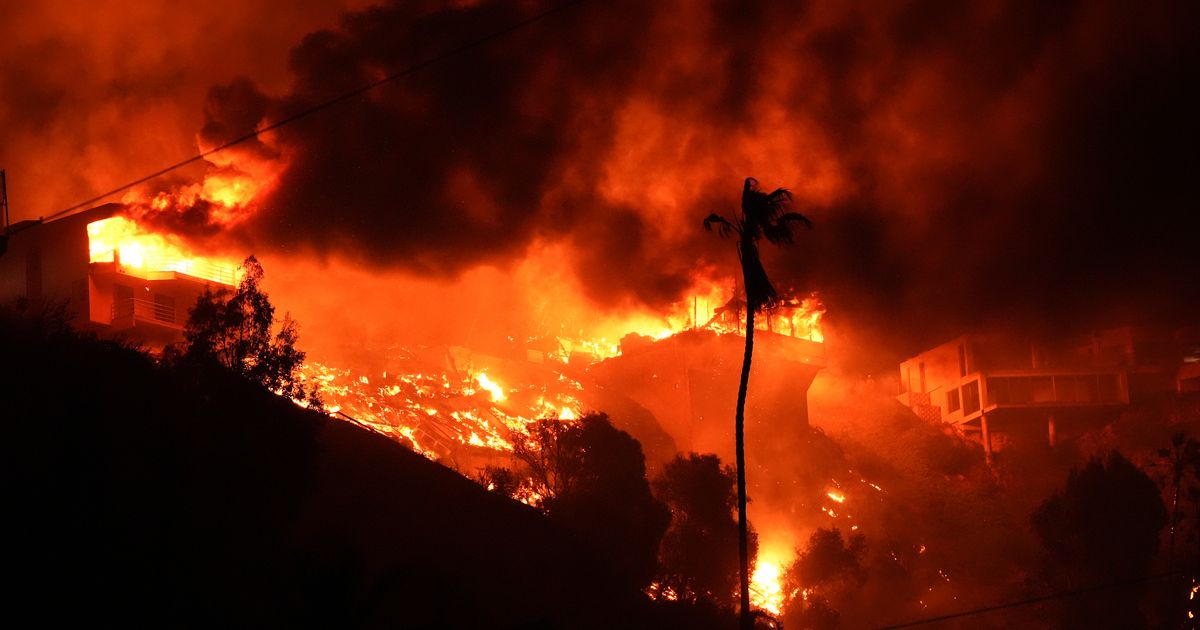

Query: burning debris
295,290,825,470
297,349,586,460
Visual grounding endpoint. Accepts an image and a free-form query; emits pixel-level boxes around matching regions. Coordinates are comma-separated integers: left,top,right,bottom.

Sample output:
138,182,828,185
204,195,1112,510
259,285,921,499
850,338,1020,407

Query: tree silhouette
512,413,671,589
171,256,318,405
652,453,757,607
1032,451,1167,628
704,177,812,627
1156,432,1200,570
782,527,866,630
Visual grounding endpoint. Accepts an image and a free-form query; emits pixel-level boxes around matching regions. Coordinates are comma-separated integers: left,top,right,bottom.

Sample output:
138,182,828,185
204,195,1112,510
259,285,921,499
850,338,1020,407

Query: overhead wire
38,0,588,224
875,570,1184,629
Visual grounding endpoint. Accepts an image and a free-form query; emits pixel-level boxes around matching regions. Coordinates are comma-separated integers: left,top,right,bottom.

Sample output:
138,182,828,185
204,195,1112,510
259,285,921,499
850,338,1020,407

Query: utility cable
39,0,588,224
876,570,1183,629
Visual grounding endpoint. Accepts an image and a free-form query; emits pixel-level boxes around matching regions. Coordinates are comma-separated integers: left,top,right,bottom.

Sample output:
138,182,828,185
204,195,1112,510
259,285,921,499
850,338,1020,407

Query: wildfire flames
297,353,586,458
750,556,786,616
87,216,240,285
84,207,828,616
295,286,823,462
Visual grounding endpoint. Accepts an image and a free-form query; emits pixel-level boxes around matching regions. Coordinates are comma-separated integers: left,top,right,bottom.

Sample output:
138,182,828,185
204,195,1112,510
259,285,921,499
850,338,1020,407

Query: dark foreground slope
0,309,715,628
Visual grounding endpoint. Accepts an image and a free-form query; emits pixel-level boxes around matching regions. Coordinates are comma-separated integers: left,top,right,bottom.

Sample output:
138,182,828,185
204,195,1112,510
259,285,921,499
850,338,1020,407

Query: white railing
139,255,238,286
111,297,178,327
106,252,238,286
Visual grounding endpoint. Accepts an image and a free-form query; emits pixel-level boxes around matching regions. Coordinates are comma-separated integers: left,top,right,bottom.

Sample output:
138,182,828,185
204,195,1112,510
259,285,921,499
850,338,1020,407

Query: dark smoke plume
6,0,1198,360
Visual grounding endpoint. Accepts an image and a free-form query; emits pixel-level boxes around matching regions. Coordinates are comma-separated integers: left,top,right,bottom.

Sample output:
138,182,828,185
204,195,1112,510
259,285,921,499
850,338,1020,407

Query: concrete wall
0,206,117,323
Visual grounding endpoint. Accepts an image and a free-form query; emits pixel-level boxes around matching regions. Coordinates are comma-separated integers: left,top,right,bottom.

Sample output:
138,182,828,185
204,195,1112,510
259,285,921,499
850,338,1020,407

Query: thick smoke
5,0,1199,360
205,0,1200,359
0,0,369,220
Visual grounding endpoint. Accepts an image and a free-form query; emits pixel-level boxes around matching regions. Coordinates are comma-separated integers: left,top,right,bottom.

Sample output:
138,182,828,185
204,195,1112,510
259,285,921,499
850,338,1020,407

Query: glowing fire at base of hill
298,354,585,458
82,211,833,615
750,555,787,616
296,287,825,462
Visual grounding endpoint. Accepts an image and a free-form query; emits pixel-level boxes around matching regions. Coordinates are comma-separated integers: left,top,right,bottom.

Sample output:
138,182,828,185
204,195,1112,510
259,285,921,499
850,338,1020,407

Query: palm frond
703,213,736,238
762,212,812,245
778,212,813,229
763,188,793,220
741,177,794,226
761,222,794,245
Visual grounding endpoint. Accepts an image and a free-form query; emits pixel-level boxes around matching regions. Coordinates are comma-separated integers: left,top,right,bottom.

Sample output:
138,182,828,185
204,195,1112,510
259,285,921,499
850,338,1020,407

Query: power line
41,0,588,224
875,570,1182,629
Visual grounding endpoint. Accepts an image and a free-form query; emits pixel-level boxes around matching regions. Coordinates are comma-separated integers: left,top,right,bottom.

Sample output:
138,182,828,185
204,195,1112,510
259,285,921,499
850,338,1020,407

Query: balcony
93,255,238,286
110,297,180,329
983,370,1127,408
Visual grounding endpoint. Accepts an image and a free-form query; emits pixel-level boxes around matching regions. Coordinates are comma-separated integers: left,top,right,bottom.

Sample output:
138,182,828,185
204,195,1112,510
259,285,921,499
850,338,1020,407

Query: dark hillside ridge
0,307,724,628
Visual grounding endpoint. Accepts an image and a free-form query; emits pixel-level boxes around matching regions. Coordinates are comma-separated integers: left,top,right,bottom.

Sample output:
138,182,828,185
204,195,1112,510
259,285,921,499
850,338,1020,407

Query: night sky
3,0,1198,362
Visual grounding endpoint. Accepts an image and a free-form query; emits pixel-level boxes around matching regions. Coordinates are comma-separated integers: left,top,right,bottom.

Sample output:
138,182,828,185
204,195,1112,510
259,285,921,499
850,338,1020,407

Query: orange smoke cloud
4,0,1198,361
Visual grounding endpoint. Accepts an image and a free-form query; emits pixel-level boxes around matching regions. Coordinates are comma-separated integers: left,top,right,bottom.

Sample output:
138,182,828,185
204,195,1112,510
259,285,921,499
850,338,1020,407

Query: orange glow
298,355,590,459
826,490,846,503
87,216,238,285
475,372,506,403
552,278,825,363
750,554,787,616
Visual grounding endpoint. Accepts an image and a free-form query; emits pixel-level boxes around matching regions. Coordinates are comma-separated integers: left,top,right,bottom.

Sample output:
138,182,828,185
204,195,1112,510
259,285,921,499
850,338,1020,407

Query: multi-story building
898,334,1129,461
0,204,237,349
899,326,1199,461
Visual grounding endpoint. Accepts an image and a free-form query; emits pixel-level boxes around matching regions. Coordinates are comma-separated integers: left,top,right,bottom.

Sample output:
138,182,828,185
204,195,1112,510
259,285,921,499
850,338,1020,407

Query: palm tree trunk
736,302,755,630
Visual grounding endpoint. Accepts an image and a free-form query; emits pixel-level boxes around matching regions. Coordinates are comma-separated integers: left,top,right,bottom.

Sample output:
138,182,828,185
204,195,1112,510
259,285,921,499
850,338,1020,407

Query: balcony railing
111,297,178,327
98,253,238,286
984,370,1126,407
144,256,237,285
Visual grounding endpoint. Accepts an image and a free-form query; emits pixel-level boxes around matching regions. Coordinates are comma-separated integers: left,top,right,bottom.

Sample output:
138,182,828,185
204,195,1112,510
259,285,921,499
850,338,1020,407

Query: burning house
301,295,827,475
0,199,829,472
595,313,825,459
0,205,238,350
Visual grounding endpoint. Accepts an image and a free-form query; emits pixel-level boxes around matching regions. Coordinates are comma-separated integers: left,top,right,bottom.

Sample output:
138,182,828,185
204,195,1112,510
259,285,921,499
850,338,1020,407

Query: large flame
475,372,506,403
87,215,239,285
750,548,790,616
296,277,824,465
86,207,830,613
555,279,824,362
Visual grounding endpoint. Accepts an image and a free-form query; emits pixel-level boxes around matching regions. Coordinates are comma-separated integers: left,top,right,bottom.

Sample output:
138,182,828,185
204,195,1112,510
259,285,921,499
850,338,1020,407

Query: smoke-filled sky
3,0,1198,363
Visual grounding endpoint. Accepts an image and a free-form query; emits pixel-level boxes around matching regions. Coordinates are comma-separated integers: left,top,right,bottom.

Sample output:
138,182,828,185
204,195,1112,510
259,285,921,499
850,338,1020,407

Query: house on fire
593,314,825,459
899,328,1199,461
0,204,237,349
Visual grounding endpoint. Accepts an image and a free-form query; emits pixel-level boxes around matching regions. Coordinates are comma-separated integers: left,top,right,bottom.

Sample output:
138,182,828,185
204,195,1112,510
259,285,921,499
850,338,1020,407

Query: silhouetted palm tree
704,177,811,629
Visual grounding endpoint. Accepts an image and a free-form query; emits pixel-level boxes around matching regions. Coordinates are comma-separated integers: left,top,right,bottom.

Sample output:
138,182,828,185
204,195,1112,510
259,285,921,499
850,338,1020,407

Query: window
1031,376,1054,403
946,388,961,413
962,380,981,415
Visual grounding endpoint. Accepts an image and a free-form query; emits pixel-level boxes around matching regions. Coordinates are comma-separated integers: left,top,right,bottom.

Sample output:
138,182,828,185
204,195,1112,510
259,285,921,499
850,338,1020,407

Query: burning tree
170,256,317,405
704,177,812,627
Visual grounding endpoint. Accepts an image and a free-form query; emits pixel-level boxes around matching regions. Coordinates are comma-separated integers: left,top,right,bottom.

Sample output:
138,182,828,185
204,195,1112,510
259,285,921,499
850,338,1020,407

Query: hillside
0,308,692,628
